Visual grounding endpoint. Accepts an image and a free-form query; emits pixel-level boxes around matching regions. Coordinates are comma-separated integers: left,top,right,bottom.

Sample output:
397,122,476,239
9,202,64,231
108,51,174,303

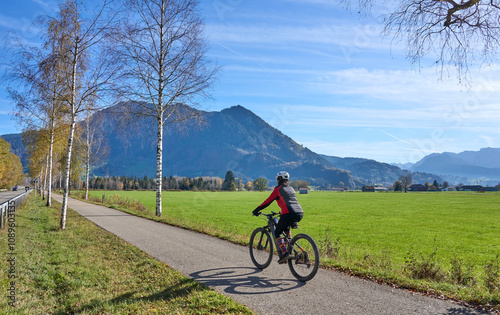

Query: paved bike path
52,194,491,315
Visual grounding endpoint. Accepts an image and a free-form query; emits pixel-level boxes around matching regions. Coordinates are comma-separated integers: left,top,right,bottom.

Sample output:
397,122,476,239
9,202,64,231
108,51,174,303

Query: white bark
46,121,54,207
156,115,163,216
60,41,79,230
85,115,91,200
42,155,48,200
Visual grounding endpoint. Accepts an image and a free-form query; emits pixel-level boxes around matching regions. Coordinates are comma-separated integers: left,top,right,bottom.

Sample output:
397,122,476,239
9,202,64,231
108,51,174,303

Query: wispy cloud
281,103,500,131
309,67,500,105
381,131,412,145
206,22,391,52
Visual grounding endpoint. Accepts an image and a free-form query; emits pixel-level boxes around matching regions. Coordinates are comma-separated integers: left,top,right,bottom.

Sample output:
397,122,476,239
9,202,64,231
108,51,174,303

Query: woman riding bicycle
252,171,304,264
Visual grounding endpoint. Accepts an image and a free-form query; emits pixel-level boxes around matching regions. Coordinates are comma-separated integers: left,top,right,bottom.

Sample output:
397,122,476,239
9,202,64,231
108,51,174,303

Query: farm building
409,184,426,191
362,186,375,192
480,187,497,192
460,185,482,191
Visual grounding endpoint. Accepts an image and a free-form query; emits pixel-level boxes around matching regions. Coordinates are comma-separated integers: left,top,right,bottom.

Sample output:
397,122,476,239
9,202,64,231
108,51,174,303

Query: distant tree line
75,170,310,192
83,175,224,191
80,171,267,192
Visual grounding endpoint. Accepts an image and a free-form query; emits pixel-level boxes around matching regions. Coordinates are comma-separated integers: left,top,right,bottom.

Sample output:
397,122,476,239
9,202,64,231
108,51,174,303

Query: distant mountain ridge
409,148,500,185
320,155,444,186
2,103,496,187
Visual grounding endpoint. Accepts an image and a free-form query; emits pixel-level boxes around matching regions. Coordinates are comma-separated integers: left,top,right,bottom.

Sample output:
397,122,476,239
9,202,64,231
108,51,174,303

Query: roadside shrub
319,228,341,259
378,249,393,271
484,255,500,294
450,256,476,286
71,191,147,212
107,194,147,212
404,247,445,282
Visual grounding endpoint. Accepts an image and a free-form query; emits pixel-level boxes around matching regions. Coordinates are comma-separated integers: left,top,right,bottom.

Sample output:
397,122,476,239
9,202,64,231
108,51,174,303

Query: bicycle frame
260,211,293,255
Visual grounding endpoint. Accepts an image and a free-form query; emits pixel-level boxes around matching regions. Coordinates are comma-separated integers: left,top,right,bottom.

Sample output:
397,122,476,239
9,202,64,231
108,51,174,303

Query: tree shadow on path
54,277,209,314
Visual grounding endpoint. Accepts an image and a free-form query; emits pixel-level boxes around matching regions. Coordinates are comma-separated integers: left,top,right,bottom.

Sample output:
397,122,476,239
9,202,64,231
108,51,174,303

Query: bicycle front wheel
288,233,320,281
249,227,273,269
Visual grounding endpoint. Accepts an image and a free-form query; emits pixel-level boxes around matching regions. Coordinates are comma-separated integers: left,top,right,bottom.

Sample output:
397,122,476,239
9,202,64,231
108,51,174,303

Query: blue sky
1,0,500,164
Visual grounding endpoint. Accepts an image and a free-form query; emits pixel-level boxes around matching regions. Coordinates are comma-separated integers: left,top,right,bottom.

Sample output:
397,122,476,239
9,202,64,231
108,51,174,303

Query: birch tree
114,0,218,216
50,0,119,229
5,15,71,207
82,107,109,199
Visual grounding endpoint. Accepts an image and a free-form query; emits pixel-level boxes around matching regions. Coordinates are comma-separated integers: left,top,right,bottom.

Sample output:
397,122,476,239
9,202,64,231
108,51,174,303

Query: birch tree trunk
43,154,49,200
38,169,43,196
155,7,164,217
85,116,90,200
156,115,163,216
46,121,54,207
60,42,79,230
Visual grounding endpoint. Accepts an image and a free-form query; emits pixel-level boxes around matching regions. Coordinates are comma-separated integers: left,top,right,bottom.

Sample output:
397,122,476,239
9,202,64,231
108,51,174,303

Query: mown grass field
0,194,253,314
83,189,500,309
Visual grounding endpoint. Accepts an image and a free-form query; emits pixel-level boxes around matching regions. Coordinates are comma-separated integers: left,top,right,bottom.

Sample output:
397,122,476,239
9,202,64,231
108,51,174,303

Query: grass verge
0,194,254,314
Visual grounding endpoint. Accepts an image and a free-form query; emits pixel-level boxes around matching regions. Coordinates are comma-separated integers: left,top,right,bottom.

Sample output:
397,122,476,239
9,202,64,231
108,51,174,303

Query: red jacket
255,185,303,215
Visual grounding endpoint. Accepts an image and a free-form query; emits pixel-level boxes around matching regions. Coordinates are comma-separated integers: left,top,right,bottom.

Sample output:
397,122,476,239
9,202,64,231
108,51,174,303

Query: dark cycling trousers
276,212,303,238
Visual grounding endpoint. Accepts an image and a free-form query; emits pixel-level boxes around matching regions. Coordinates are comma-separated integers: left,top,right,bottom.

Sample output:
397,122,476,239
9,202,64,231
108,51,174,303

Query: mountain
410,148,500,185
320,155,445,186
96,104,359,187
1,133,28,168
2,104,352,187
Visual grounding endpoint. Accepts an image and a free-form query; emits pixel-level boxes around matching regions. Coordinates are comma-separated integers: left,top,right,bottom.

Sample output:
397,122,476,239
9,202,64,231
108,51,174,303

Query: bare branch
351,0,500,84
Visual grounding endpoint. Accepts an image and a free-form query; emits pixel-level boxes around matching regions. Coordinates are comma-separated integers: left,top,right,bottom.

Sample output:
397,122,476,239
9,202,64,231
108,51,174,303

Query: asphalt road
0,189,27,205
51,194,494,315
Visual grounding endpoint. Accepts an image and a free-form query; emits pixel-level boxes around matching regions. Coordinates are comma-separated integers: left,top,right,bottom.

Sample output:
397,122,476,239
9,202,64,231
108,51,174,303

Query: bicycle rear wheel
288,233,319,281
249,227,273,269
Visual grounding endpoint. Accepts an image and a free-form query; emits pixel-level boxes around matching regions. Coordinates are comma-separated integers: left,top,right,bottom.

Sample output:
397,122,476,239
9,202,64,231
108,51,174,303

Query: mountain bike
249,211,319,281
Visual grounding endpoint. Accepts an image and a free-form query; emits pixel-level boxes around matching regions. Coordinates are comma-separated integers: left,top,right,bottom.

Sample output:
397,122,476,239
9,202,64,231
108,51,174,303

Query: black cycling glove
252,209,260,216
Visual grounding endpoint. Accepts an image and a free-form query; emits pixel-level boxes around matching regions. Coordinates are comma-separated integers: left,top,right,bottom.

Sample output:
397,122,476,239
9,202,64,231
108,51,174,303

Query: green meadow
82,190,500,308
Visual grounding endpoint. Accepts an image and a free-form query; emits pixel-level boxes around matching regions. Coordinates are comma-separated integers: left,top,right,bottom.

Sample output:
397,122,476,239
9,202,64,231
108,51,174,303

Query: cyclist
252,171,304,263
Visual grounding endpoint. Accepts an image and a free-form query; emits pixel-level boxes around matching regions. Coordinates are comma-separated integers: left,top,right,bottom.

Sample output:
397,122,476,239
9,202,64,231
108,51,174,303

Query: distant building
362,186,375,192
480,187,497,192
460,185,482,191
409,184,426,191
299,188,310,194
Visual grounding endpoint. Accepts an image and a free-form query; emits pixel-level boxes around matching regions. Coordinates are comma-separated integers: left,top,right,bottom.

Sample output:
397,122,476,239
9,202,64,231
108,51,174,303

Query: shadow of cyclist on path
189,267,306,295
